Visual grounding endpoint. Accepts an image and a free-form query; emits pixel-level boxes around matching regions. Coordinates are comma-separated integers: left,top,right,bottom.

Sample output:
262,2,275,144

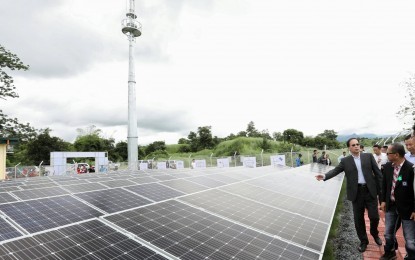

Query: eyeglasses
387,152,396,155
351,143,360,147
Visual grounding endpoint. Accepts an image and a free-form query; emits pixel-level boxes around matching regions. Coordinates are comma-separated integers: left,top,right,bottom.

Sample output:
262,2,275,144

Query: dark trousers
352,185,379,244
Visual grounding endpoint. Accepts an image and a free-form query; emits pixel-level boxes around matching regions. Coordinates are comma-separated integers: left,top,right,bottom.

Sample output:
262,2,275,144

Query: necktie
391,165,400,201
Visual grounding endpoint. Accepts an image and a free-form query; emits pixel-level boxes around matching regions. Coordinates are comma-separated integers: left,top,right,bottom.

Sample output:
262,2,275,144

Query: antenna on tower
121,0,141,38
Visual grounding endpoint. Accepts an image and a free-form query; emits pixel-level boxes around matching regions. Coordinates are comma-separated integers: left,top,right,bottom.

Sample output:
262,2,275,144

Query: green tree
272,132,283,141
73,126,116,160
246,121,260,137
317,130,338,141
282,129,304,144
0,45,37,143
197,126,215,150
145,141,167,155
25,129,72,164
0,45,29,100
177,138,189,144
113,141,128,162
186,126,216,152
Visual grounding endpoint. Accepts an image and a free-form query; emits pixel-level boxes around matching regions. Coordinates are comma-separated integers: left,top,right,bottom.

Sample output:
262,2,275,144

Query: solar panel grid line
175,197,323,256
99,218,179,260
67,194,111,215
0,213,29,239
0,195,104,235
0,192,20,204
11,186,70,201
58,182,108,194
178,189,328,253
124,183,187,203
0,219,171,260
104,200,320,260
0,217,24,243
120,186,158,203
219,184,332,226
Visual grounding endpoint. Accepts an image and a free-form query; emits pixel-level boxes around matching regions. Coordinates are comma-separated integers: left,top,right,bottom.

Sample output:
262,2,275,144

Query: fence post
14,162,21,179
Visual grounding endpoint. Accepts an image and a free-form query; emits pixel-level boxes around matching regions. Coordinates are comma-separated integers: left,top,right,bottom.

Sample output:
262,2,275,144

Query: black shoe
358,242,367,252
380,250,396,260
374,236,383,246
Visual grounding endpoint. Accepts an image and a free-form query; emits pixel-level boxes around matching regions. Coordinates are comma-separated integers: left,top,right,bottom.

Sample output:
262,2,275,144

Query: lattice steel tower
121,0,141,170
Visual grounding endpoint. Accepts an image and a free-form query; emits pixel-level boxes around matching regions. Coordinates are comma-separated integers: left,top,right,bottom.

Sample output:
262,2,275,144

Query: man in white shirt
373,144,388,169
404,134,415,165
338,151,347,163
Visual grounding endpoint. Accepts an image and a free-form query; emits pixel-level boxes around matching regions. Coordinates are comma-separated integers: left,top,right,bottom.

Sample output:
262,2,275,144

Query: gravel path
332,195,363,260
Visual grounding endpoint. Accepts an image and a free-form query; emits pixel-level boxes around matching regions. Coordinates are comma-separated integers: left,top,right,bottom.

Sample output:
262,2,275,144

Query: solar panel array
0,163,343,259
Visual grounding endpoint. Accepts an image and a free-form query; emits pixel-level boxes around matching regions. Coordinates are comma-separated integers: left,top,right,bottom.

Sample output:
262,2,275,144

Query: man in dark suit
315,138,383,252
380,143,415,260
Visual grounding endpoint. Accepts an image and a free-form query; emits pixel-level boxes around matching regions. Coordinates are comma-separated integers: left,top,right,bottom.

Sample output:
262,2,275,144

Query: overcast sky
1,0,414,145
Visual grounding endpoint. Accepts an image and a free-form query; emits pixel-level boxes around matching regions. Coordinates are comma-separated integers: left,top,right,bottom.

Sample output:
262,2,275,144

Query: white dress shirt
373,153,388,169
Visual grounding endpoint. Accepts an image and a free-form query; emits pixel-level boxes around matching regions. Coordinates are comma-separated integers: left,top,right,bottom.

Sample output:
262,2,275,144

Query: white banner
217,158,230,168
139,162,148,170
194,159,207,169
242,157,256,168
270,155,286,166
176,160,184,169
157,162,167,169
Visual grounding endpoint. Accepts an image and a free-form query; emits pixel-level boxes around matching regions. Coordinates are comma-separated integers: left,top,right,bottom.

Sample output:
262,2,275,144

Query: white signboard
139,162,148,170
157,162,167,169
176,160,184,169
270,155,286,166
194,159,207,169
217,158,230,168
242,157,256,168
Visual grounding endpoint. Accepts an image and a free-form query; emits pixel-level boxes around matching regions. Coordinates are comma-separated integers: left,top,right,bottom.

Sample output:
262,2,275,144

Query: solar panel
105,200,320,260
0,217,23,242
222,181,334,223
0,195,103,233
20,182,57,190
159,179,209,193
11,186,69,200
0,246,14,260
125,183,185,202
0,186,21,192
0,220,169,260
34,220,169,259
0,164,341,259
0,193,18,204
129,176,159,184
74,188,152,213
186,175,227,188
61,182,107,193
1,236,56,259
98,179,136,188
179,189,328,251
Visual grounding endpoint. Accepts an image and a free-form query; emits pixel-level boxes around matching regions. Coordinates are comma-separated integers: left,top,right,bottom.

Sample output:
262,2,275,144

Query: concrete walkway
363,209,406,260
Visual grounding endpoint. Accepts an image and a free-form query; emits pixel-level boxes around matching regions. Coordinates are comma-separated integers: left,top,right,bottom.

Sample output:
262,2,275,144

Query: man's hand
410,212,415,221
380,202,386,212
315,174,325,181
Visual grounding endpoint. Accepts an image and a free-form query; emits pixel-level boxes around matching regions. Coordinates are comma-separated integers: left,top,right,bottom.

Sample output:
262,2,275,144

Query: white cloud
2,0,415,145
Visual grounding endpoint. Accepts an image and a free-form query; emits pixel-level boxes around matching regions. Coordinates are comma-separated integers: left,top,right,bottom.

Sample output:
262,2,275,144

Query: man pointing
316,138,383,253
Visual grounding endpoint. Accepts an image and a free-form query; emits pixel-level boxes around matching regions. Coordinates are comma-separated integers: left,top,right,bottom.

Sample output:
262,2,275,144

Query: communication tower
121,0,141,170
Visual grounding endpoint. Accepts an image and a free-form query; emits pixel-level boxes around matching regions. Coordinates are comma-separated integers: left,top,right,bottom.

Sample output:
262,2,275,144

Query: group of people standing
312,150,332,165
316,124,415,260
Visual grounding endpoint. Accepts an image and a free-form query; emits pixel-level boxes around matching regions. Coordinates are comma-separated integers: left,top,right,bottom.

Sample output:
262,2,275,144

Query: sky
1,0,415,145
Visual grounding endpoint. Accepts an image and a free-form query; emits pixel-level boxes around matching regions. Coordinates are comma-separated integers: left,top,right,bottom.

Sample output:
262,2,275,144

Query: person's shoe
374,236,383,246
380,250,396,260
358,242,367,252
